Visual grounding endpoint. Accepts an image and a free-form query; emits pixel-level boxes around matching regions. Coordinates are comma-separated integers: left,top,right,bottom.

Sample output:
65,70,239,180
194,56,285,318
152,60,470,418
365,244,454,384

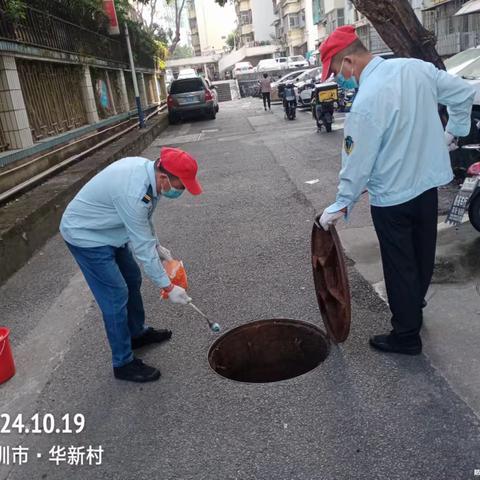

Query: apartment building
272,0,310,56
422,0,480,57
234,0,276,47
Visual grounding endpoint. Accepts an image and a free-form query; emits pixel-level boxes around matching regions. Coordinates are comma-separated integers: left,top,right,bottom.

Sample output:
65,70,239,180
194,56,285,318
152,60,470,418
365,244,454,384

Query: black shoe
131,327,172,350
113,358,160,383
369,333,422,355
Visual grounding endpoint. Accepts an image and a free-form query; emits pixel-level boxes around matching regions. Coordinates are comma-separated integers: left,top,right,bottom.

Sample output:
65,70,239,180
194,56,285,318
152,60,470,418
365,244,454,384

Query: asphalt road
1,99,479,480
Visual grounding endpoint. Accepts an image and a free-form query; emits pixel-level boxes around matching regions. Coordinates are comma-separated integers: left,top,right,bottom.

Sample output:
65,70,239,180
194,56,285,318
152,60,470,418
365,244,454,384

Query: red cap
320,25,358,82
157,147,203,195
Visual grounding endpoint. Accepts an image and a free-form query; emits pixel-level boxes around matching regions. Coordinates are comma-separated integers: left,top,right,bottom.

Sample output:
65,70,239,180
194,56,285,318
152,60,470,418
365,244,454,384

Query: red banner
103,0,120,35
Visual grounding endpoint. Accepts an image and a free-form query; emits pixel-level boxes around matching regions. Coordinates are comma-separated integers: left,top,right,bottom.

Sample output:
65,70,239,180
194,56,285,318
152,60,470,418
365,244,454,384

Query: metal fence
0,125,8,152
144,74,157,105
17,59,87,141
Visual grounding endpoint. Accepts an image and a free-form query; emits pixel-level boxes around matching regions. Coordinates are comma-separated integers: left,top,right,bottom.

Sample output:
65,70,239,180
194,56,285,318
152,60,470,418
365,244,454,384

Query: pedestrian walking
318,26,475,355
60,147,202,382
260,73,272,111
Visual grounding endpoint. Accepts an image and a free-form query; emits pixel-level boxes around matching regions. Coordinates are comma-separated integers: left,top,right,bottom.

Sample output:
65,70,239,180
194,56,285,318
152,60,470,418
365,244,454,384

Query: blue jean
66,242,147,367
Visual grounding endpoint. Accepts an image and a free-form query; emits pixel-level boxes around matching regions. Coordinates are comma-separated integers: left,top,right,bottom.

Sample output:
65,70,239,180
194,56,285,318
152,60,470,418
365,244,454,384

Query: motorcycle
446,143,480,232
338,88,356,112
311,81,338,133
283,82,297,120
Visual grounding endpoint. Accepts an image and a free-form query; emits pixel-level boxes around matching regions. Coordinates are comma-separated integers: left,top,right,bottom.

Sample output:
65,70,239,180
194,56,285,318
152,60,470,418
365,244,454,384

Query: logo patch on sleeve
344,136,354,155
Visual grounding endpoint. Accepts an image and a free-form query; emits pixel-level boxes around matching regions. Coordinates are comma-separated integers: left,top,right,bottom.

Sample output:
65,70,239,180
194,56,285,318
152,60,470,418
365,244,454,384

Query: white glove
164,285,192,305
445,131,458,152
156,244,173,261
319,209,344,231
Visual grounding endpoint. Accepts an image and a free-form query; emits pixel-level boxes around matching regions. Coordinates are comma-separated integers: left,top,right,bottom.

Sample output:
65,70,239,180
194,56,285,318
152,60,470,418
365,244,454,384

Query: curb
0,113,169,286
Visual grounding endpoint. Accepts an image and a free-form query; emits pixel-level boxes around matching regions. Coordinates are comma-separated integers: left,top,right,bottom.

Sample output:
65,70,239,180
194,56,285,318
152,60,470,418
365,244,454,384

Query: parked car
275,57,289,70
271,69,307,101
445,47,480,108
233,61,254,77
177,68,197,80
294,67,323,108
257,58,280,72
288,55,309,69
167,77,217,124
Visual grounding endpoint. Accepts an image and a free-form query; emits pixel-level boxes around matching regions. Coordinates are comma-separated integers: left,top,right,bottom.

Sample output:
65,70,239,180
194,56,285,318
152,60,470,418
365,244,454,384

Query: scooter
312,81,338,132
283,82,297,120
446,143,480,232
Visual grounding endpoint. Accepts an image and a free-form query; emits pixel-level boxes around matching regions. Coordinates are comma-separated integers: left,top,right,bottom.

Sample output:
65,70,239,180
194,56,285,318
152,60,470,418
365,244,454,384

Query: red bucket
0,327,15,384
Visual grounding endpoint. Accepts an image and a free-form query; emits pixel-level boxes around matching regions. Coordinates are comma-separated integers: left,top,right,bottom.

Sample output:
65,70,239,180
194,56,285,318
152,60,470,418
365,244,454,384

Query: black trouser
262,92,271,109
371,188,438,337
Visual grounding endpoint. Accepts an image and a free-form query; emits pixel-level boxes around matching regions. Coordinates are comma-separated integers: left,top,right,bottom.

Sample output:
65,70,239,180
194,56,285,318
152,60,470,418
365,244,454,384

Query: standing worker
318,26,474,355
260,73,272,111
60,147,202,382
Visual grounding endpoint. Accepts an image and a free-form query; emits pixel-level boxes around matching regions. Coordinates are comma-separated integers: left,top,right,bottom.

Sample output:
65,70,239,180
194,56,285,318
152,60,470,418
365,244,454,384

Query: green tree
171,44,194,59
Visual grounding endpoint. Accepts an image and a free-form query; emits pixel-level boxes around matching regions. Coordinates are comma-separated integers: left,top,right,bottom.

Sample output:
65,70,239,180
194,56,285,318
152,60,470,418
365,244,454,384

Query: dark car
167,77,217,124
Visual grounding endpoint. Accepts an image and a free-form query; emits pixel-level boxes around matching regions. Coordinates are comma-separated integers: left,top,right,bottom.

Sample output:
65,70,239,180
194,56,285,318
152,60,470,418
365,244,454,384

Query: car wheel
468,195,480,232
208,108,216,120
168,113,178,125
215,104,219,113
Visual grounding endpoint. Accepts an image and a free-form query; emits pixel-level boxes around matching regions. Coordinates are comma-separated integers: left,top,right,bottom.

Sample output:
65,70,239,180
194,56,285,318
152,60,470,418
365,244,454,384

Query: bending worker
319,26,474,355
60,147,202,382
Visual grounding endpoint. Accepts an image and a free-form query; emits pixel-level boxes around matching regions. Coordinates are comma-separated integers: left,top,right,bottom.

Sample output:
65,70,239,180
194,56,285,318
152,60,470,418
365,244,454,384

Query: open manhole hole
208,319,330,383
208,221,351,384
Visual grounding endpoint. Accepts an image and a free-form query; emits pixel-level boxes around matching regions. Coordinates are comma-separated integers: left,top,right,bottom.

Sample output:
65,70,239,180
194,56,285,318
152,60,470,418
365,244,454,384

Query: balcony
240,24,254,36
239,0,251,11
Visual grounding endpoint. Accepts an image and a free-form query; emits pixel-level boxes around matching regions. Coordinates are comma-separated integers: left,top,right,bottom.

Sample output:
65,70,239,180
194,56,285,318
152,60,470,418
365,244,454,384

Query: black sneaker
131,327,172,350
113,358,160,383
369,332,422,356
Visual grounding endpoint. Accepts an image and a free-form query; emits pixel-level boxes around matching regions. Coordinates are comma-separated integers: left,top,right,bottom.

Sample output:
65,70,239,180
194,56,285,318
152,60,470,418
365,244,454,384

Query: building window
239,10,252,26
337,8,344,27
287,13,300,29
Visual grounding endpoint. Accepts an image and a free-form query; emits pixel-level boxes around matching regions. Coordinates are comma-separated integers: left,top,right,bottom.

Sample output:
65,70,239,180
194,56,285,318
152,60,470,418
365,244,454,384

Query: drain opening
208,319,330,383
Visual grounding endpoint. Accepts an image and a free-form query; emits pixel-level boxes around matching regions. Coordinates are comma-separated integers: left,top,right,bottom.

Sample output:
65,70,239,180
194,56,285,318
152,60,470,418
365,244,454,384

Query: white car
445,47,480,107
275,57,289,69
177,68,197,80
257,59,279,72
288,55,309,69
233,62,254,77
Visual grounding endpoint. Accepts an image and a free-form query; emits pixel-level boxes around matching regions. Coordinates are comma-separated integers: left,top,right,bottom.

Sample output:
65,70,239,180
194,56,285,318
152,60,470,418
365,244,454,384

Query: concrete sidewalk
340,219,480,417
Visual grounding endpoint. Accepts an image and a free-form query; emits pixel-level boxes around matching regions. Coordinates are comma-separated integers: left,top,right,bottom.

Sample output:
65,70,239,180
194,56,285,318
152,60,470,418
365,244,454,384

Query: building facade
234,0,276,47
422,0,480,57
187,0,202,56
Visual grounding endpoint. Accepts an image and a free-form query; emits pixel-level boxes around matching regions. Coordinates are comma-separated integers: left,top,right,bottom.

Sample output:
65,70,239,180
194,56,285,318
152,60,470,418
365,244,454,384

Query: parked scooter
311,81,338,132
446,143,480,232
283,82,297,120
338,88,355,112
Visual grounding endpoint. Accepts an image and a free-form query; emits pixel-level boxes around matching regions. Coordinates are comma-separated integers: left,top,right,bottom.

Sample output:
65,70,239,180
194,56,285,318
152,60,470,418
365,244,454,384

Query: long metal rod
0,106,164,205
124,23,145,129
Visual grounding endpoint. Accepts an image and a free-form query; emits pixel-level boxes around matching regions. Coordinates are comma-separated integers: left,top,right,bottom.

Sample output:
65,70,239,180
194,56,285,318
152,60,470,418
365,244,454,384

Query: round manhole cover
208,319,330,383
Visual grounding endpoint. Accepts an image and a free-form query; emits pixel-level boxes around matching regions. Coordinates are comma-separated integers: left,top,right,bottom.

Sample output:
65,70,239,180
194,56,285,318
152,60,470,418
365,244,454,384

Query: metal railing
0,1,154,69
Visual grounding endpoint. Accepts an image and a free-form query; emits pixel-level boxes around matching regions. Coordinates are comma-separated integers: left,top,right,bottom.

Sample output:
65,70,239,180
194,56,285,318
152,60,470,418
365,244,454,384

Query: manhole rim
207,318,332,384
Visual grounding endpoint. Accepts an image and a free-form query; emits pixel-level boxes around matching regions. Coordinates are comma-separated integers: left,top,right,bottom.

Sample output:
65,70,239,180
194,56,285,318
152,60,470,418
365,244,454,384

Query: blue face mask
335,60,358,90
336,73,358,90
161,187,184,199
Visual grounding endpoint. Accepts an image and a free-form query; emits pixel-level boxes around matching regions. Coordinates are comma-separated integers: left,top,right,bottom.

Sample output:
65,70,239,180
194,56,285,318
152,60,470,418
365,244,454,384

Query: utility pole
124,23,145,128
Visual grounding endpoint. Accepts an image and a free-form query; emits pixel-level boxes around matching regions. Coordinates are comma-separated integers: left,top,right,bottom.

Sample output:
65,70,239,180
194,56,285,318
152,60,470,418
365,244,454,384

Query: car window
290,56,304,61
170,79,204,94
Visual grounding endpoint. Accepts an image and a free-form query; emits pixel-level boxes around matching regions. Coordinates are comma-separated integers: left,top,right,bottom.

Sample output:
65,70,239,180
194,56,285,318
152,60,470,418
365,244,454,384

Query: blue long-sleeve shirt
60,157,171,288
326,57,475,215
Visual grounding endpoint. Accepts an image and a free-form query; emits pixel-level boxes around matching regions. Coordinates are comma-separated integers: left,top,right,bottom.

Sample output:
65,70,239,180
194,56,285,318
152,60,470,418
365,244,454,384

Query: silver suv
167,77,217,124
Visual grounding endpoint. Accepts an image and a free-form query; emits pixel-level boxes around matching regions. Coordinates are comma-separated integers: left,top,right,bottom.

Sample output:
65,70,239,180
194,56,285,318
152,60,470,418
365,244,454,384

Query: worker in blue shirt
319,26,475,355
60,147,202,382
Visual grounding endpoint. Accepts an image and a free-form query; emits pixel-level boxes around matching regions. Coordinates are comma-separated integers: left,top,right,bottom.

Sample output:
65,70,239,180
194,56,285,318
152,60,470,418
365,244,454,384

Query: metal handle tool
188,302,221,333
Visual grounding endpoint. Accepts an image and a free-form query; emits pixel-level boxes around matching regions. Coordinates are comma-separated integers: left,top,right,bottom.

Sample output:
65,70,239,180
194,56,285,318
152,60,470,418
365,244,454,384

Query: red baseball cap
157,147,203,195
320,25,358,82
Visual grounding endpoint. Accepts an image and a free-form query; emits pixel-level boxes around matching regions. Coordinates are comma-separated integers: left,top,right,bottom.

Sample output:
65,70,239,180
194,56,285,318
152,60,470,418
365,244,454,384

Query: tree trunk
351,0,445,70
168,0,187,55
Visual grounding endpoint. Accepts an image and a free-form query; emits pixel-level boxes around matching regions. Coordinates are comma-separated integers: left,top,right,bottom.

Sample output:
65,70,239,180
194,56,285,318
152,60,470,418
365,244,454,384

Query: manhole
208,319,330,383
